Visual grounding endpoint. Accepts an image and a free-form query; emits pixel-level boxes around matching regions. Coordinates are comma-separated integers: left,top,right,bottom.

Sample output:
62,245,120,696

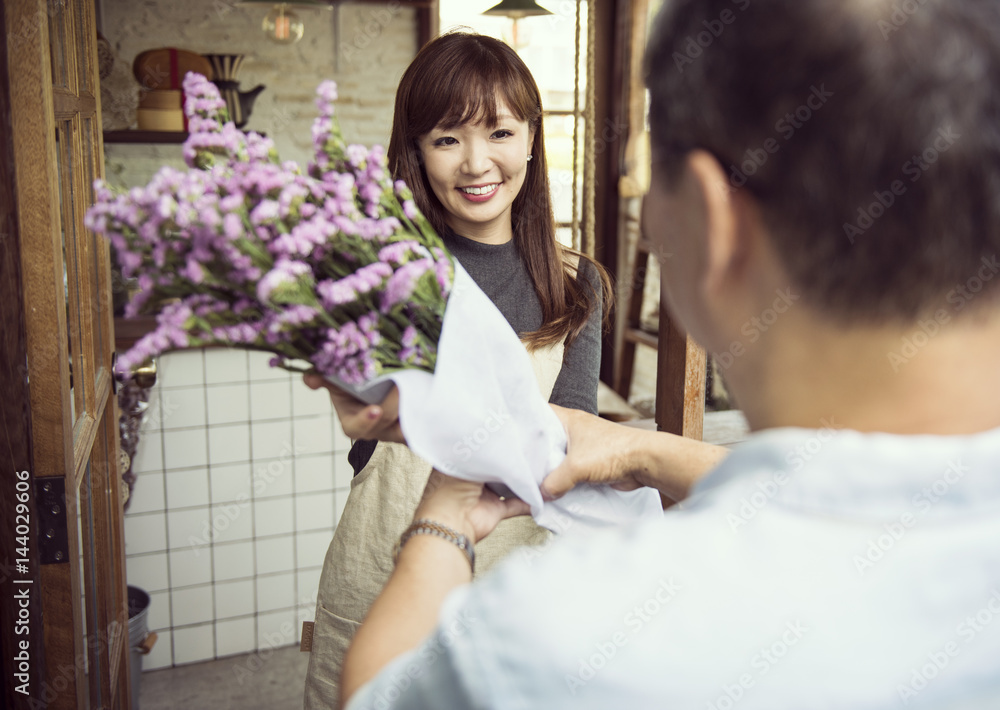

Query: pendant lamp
237,1,334,45
482,0,553,19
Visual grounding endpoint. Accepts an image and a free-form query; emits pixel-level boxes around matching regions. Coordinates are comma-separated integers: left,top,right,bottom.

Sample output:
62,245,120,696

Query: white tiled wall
124,349,353,670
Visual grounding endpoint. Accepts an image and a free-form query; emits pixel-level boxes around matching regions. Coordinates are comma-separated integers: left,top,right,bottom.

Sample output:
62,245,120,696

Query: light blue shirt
347,425,1000,709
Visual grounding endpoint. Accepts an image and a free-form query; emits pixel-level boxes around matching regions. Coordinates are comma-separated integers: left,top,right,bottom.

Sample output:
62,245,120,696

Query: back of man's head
646,0,1000,323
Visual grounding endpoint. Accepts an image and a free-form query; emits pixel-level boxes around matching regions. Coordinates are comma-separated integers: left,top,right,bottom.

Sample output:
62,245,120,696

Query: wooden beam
595,0,632,387
655,306,707,440
415,0,438,48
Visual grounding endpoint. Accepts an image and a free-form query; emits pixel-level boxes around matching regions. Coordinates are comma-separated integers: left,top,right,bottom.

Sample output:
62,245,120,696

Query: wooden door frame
4,1,86,706
0,4,49,706
3,0,130,707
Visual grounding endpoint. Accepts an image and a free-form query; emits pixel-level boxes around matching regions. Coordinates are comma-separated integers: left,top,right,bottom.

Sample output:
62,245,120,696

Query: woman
302,31,611,708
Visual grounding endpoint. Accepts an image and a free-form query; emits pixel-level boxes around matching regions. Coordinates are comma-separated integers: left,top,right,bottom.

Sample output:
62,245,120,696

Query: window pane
437,0,588,113
48,0,71,90
74,0,94,96
518,2,587,112
83,118,105,368
556,226,575,248
56,122,87,422
545,114,583,226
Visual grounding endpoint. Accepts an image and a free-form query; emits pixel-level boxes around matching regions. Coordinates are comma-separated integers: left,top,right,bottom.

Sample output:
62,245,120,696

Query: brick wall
101,0,415,179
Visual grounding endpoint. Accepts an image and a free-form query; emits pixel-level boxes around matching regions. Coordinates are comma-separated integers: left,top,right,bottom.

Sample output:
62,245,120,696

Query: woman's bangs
431,65,535,131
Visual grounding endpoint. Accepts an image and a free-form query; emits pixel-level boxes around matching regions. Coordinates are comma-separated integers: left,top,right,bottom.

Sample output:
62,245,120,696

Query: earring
527,155,533,162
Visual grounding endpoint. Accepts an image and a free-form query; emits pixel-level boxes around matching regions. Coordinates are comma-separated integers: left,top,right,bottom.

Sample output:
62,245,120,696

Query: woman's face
418,103,535,245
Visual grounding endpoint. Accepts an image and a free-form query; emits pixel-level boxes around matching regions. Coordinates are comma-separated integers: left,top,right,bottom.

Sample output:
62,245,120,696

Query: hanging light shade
237,1,334,44
262,4,305,44
482,0,553,19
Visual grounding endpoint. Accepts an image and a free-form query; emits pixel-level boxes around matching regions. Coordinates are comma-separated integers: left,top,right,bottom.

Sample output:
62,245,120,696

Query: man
319,0,1000,706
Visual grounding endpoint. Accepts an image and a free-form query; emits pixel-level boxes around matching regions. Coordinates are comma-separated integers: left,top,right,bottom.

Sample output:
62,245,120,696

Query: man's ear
685,150,749,300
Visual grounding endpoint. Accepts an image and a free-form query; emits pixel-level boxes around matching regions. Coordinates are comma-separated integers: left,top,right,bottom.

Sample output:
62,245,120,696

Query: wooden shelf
103,130,188,144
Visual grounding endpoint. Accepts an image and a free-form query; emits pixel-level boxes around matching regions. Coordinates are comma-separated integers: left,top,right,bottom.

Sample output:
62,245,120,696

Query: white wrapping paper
348,263,664,533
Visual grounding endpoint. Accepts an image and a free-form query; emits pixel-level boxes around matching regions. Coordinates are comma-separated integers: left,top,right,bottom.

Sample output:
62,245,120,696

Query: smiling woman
301,31,613,708
419,112,534,244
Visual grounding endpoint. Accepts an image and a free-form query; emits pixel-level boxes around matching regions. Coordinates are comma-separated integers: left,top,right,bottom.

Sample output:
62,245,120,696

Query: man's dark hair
646,0,1000,322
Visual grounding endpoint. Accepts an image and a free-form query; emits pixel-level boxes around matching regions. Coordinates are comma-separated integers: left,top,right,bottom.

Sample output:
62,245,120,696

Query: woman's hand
415,470,531,544
303,372,406,443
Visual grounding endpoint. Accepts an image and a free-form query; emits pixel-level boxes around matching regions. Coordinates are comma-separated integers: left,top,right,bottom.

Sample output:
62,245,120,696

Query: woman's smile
457,183,501,201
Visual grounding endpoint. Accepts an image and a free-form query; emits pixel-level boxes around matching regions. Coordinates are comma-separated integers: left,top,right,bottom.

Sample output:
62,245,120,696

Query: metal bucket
127,586,153,710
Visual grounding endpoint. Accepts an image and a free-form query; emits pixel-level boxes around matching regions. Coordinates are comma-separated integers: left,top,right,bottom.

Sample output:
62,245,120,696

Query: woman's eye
491,129,513,140
433,136,458,146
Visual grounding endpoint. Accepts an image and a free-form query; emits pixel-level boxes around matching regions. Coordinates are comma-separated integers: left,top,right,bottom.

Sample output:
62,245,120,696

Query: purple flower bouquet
88,73,452,402
89,73,663,532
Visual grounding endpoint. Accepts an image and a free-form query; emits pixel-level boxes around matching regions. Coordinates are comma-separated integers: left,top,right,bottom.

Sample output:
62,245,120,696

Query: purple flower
401,325,418,347
223,212,244,239
257,259,311,303
379,241,429,264
180,258,205,285
89,75,452,385
316,277,355,308
433,253,453,296
250,200,281,225
381,258,432,312
317,80,338,103
346,144,367,167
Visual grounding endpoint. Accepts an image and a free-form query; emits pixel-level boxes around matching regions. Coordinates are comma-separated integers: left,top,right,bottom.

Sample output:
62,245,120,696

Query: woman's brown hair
387,31,612,349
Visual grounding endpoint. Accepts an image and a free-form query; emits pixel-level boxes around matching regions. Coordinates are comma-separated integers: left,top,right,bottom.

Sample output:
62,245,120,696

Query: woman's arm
548,258,604,414
339,472,529,707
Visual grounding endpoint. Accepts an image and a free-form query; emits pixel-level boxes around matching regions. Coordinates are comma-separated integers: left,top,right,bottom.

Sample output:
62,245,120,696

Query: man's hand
415,471,531,544
541,405,648,501
542,405,730,503
303,372,406,443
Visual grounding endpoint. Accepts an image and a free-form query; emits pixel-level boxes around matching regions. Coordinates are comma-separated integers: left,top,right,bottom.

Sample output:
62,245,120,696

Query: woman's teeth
459,184,499,196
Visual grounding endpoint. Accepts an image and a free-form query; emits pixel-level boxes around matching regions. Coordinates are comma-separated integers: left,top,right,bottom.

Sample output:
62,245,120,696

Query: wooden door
1,0,130,708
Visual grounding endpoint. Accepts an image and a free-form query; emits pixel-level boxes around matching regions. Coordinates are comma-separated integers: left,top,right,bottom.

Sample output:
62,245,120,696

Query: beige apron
302,341,565,708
